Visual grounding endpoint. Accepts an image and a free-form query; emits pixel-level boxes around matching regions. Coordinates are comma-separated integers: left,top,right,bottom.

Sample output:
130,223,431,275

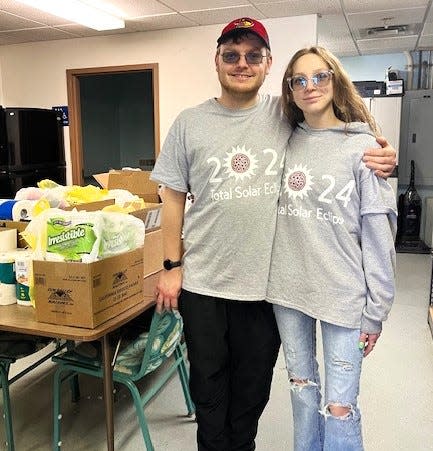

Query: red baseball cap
217,17,270,50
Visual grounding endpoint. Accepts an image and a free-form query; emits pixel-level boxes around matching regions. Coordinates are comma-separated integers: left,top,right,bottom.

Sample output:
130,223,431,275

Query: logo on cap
233,18,254,29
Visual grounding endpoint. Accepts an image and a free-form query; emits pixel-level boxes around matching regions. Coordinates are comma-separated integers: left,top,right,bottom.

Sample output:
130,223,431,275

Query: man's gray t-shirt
151,94,291,301
266,122,397,333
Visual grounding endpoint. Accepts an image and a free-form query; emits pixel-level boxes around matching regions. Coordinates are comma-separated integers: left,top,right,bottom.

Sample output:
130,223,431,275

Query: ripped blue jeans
273,305,364,451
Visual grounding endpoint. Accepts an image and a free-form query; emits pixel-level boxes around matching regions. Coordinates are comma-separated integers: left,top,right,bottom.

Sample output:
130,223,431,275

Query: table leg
101,335,114,451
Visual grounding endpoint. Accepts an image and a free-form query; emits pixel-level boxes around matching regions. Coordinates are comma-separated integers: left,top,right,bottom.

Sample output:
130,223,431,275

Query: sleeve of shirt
359,168,398,333
150,116,189,193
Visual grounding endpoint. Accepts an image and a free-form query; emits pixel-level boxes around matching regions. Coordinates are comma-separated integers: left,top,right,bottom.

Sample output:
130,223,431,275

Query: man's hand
155,269,182,312
362,136,397,179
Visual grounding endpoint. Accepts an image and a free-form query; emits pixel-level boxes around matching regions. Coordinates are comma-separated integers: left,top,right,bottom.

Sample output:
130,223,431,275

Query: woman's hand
358,332,381,357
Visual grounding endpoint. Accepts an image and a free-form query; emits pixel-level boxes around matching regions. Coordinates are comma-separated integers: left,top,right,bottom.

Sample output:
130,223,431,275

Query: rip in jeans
320,402,355,420
288,374,355,421
288,376,318,392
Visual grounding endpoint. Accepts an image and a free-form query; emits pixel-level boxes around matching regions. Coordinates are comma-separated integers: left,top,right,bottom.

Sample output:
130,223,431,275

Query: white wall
0,15,317,184
340,53,408,82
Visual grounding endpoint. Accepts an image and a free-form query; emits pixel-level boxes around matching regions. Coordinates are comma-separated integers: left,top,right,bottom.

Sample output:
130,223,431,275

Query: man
151,18,396,451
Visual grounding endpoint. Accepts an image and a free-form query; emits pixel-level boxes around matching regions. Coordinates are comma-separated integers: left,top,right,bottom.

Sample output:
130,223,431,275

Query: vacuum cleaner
396,160,429,252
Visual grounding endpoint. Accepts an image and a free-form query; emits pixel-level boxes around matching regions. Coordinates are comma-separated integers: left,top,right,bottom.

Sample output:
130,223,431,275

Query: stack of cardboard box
1,170,164,329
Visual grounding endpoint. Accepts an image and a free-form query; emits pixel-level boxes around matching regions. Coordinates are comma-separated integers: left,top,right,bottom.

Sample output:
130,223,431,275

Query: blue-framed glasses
287,70,334,91
220,51,267,65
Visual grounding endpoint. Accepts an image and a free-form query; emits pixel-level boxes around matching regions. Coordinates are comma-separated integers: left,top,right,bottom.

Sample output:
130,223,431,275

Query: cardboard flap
93,170,159,196
93,172,109,188
63,199,114,211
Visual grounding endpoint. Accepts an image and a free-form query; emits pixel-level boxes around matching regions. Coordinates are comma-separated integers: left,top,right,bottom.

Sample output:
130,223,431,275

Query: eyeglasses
220,51,268,65
287,70,334,91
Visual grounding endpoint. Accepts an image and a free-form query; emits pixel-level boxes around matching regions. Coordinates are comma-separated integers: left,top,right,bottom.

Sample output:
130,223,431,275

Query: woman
266,46,397,450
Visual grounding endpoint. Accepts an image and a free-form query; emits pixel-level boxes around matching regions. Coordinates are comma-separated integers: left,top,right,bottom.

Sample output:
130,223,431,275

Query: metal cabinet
363,95,402,195
368,97,402,158
399,90,433,186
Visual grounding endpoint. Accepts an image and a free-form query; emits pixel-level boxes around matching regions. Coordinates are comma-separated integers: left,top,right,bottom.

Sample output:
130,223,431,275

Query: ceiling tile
248,0,291,4
96,0,176,17
422,21,433,35
254,0,341,17
0,10,51,29
319,36,359,56
419,34,433,47
0,1,72,26
128,14,198,31
357,35,418,52
426,5,433,22
161,0,248,12
0,26,77,45
317,14,349,40
182,6,265,26
318,14,359,56
347,8,426,29
342,0,428,13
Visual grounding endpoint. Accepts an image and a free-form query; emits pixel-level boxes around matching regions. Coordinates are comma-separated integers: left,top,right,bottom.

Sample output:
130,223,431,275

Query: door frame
66,63,160,185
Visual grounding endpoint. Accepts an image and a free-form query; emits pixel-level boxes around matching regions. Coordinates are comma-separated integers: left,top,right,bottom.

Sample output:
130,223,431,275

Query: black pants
179,290,281,451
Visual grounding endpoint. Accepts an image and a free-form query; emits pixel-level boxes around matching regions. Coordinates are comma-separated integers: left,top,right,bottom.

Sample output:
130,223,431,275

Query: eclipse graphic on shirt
284,164,314,200
223,145,258,181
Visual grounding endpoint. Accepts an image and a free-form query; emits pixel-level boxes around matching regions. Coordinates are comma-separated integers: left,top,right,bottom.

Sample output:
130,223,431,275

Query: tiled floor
1,253,433,450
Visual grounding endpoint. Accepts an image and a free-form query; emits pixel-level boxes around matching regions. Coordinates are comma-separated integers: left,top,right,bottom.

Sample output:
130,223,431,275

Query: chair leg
174,346,195,416
69,374,80,403
122,379,154,451
0,362,15,451
64,341,80,403
52,367,65,451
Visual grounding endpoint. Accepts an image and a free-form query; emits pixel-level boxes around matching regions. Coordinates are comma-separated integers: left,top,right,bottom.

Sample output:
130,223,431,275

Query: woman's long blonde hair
281,46,379,135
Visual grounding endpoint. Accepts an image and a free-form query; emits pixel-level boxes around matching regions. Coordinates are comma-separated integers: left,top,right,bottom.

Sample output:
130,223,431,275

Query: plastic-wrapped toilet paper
0,252,17,305
0,200,17,220
12,200,37,221
0,283,16,305
15,251,33,306
0,229,17,251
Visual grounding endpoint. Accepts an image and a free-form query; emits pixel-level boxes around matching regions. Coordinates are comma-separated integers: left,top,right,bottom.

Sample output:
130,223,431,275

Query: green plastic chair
0,356,15,451
52,309,195,451
0,334,59,451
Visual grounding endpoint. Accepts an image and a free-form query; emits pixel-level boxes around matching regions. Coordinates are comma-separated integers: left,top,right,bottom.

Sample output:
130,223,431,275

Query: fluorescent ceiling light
15,0,125,31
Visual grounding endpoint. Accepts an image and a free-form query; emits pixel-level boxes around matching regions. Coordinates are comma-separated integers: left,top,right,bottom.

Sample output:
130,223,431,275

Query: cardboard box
63,199,115,211
143,270,161,299
93,170,162,231
93,170,160,203
143,229,163,276
34,247,145,329
129,203,161,232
